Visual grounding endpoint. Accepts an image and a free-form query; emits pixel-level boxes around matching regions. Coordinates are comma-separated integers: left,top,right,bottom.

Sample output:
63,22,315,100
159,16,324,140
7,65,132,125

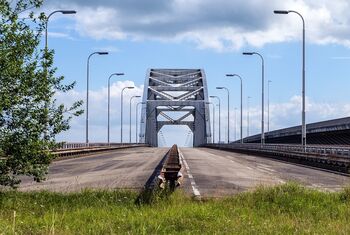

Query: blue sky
36,0,350,146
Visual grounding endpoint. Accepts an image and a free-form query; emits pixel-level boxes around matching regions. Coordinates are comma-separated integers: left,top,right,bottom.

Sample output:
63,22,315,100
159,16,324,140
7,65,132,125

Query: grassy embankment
1,183,350,234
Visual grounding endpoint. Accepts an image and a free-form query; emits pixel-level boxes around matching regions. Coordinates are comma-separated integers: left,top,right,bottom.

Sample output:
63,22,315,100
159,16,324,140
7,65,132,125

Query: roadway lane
19,147,168,192
180,147,350,197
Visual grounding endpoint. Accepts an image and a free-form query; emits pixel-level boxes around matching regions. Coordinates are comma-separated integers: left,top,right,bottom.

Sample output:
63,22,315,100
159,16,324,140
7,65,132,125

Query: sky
32,0,350,146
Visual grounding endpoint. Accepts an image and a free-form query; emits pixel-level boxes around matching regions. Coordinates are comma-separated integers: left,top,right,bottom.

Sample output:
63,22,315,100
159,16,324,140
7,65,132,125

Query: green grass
1,183,350,234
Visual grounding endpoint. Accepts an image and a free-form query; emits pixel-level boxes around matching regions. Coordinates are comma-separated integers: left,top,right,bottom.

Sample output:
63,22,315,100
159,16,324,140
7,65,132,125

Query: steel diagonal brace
148,87,174,100
159,112,175,122
178,78,202,87
178,87,203,101
177,112,193,122
149,77,172,86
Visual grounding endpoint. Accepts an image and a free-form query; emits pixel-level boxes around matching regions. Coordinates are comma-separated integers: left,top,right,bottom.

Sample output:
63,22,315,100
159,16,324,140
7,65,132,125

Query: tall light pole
267,80,272,133
86,51,109,145
121,86,134,143
243,52,265,146
274,10,306,149
129,95,141,143
216,87,230,143
234,107,238,141
136,102,146,143
206,102,215,143
45,10,76,139
210,96,221,143
247,96,251,138
107,73,124,145
226,74,243,143
45,10,76,51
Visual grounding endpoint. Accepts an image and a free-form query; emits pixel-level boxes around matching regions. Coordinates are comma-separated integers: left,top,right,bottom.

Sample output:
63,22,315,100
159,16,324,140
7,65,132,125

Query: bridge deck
180,148,349,197
19,147,349,197
19,147,168,192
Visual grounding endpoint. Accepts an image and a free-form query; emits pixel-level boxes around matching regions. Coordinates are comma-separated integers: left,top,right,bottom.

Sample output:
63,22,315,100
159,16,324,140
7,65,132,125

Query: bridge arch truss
139,69,211,147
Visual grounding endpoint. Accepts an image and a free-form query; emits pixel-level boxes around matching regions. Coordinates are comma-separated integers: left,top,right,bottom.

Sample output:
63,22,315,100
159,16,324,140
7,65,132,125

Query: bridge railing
55,143,144,150
206,143,350,157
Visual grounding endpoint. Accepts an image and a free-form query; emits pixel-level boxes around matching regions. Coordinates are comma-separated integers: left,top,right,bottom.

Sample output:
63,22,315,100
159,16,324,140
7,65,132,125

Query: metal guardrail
207,143,350,157
205,143,350,174
55,142,140,150
52,143,149,158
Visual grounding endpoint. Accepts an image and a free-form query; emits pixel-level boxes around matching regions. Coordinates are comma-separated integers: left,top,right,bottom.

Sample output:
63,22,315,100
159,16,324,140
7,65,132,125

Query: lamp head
116,73,124,76
243,52,254,55
61,10,77,14
274,10,289,14
98,52,109,55
226,74,234,77
216,87,224,89
127,86,134,89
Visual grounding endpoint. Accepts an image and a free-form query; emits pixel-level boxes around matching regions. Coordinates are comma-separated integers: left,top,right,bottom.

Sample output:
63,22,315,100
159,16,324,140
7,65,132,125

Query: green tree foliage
0,0,83,187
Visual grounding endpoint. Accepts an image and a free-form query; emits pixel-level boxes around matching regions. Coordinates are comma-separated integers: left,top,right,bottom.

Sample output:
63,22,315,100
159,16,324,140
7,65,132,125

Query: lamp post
210,96,221,143
121,86,134,143
216,87,230,143
136,102,146,143
226,74,243,143
129,95,141,143
243,52,265,146
45,10,76,140
274,10,306,150
268,80,272,133
247,96,251,138
107,73,124,145
86,51,109,145
45,10,76,51
234,107,238,141
206,102,215,143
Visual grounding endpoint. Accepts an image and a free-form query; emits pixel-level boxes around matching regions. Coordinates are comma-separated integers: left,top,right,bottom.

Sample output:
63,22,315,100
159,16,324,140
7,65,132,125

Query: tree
0,0,83,187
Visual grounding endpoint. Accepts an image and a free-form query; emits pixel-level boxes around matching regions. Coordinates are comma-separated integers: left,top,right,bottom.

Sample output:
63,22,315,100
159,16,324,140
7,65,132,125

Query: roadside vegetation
1,183,350,234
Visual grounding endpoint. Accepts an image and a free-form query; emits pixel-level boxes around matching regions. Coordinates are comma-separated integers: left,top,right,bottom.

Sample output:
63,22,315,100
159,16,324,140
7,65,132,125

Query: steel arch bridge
139,69,211,147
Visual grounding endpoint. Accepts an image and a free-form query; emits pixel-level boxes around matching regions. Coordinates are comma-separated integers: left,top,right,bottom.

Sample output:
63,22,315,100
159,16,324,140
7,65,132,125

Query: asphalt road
19,147,167,192
180,147,350,197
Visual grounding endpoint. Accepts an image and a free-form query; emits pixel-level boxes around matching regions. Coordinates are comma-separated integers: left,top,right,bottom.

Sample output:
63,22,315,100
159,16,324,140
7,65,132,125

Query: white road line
258,166,276,173
178,149,201,198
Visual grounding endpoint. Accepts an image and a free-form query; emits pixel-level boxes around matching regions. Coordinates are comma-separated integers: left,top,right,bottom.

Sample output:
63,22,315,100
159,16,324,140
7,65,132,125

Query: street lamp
226,74,243,143
136,102,146,143
121,86,134,143
45,10,77,50
44,10,76,139
268,80,272,133
243,51,265,146
210,96,221,143
234,107,238,141
274,9,306,149
216,87,230,143
247,96,251,138
86,51,109,145
107,73,124,145
129,95,141,143
206,102,215,143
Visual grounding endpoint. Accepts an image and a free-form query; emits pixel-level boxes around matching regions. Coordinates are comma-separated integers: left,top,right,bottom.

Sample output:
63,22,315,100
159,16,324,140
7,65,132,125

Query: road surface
19,147,167,192
180,148,349,197
19,147,349,197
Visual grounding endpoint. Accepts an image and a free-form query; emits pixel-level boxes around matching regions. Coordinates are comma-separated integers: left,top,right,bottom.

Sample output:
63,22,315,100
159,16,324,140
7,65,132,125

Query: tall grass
0,183,349,234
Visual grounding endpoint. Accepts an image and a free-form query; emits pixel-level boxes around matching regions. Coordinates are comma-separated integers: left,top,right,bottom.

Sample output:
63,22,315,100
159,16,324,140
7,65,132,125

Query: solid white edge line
178,148,201,197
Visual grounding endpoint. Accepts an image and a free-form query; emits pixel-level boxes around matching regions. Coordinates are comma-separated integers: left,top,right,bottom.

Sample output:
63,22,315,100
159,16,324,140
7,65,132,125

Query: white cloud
55,80,143,143
46,0,350,51
57,87,350,144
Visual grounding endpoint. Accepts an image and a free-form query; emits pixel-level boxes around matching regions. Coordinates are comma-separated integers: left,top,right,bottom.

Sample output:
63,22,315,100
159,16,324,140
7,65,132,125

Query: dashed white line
178,149,201,198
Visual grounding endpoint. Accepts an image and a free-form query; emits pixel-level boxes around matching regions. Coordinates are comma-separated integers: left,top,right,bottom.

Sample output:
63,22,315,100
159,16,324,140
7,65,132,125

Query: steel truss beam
139,69,211,146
